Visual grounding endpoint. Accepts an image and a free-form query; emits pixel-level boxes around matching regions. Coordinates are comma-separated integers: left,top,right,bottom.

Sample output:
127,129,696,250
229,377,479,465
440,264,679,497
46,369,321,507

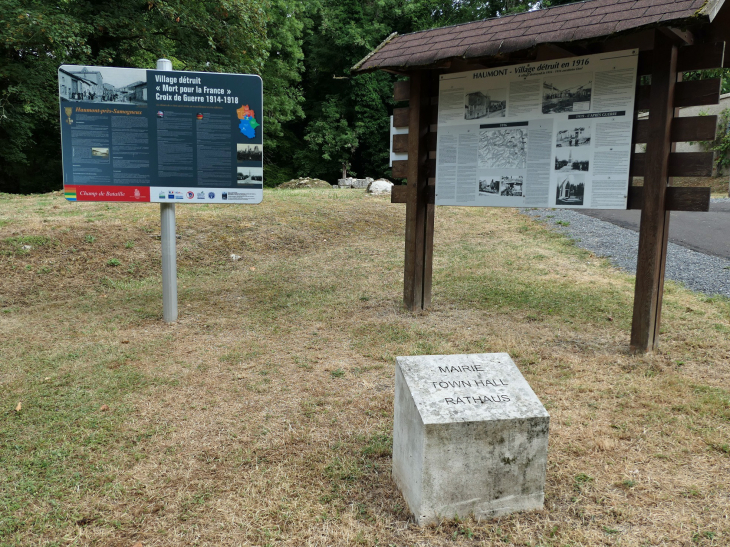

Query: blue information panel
58,65,262,204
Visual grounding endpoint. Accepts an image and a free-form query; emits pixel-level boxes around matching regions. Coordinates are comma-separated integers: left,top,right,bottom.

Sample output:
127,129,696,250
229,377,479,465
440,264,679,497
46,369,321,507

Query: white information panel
435,49,638,209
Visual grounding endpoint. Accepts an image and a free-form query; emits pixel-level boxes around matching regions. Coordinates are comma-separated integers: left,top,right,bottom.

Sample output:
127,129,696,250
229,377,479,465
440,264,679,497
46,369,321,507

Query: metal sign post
59,60,263,323
156,58,178,322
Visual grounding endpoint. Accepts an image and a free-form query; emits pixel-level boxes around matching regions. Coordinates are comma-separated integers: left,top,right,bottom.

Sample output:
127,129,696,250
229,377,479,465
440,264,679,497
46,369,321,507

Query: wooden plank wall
390,35,725,350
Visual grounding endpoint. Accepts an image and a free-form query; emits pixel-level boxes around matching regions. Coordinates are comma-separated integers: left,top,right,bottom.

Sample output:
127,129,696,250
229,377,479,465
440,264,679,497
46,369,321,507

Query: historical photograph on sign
237,166,263,185
465,88,506,120
556,123,591,148
478,128,527,169
58,66,147,104
479,175,523,197
91,147,110,159
555,148,589,172
555,174,585,206
542,74,592,114
237,143,263,163
73,146,110,163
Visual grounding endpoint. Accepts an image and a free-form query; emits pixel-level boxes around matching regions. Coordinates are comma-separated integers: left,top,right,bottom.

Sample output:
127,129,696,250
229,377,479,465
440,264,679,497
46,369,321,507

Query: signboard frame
58,64,263,205
434,49,639,210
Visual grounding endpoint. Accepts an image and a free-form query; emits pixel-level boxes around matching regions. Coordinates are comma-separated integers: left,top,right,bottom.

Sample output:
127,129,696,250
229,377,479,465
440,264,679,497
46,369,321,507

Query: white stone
337,176,375,189
351,177,373,189
367,179,394,195
393,353,549,525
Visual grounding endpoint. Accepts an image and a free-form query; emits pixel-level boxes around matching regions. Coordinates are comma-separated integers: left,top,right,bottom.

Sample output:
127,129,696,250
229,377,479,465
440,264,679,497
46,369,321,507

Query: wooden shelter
353,0,730,353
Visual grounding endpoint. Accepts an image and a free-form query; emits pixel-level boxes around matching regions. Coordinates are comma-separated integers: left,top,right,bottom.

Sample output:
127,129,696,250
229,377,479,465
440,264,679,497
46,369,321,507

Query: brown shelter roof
354,0,712,72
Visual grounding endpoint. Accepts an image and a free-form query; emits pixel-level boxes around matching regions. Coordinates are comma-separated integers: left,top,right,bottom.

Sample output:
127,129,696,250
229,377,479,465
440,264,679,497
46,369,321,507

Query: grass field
1,188,729,546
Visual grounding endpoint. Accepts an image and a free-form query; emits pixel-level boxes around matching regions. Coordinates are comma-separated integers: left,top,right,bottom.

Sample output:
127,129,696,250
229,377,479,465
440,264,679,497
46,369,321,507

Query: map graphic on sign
478,128,527,169
237,104,260,139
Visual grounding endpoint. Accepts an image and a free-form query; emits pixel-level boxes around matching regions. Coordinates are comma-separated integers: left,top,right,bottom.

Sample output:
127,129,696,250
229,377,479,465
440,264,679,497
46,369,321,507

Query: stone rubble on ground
278,177,332,189
366,179,394,195
337,176,373,189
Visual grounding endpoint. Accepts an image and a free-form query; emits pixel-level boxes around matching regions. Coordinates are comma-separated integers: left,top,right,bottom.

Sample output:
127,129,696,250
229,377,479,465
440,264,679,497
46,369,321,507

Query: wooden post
630,31,678,352
403,72,434,311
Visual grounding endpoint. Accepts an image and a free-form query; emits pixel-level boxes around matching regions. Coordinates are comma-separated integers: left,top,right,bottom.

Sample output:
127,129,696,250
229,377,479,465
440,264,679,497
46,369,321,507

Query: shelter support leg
630,31,678,352
403,72,434,311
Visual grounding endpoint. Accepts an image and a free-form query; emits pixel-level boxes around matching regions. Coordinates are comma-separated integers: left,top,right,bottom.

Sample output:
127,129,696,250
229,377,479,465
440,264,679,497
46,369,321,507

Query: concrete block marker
393,353,549,525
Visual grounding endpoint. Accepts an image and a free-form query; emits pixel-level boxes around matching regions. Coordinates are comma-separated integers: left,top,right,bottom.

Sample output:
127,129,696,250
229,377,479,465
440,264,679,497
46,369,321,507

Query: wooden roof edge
703,0,728,20
352,0,727,75
352,32,399,72
352,13,719,76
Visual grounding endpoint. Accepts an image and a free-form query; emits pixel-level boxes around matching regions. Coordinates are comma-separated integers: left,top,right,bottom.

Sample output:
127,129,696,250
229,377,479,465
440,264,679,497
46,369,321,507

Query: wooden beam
635,79,722,109
709,4,730,42
602,29,657,54
402,72,435,312
393,107,409,128
659,27,694,46
535,43,576,61
392,159,436,179
626,186,711,211
637,51,653,76
392,160,408,179
426,132,438,152
391,184,434,204
391,184,407,203
637,42,725,75
392,133,409,154
394,80,410,102
634,116,718,143
392,105,439,128
630,151,715,177
630,31,677,353
677,42,725,72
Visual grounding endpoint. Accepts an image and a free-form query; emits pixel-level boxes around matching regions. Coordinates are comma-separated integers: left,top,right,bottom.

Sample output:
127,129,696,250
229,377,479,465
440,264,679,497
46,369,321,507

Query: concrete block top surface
396,353,549,425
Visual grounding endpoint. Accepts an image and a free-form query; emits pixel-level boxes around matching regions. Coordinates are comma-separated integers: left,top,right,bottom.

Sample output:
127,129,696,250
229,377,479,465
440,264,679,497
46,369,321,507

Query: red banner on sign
72,186,150,202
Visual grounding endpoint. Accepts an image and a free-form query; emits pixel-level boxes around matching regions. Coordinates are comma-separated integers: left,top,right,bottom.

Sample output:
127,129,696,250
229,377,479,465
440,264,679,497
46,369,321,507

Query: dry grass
1,188,729,547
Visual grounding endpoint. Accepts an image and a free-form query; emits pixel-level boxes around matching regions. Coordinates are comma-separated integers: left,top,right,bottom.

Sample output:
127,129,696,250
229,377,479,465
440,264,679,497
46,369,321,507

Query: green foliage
684,68,730,95
270,0,550,184
709,108,730,172
262,0,305,152
0,0,271,194
695,107,730,173
1,0,568,191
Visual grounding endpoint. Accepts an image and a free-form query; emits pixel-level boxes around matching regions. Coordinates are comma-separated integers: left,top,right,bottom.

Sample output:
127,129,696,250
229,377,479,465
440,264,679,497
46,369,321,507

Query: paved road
578,200,730,259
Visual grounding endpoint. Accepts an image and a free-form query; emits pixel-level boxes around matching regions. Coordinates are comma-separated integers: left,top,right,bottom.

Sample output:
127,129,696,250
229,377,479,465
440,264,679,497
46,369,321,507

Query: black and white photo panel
59,66,148,105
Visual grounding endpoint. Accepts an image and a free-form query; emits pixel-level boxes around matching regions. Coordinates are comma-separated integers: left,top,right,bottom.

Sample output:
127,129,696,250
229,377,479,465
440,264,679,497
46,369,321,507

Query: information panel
435,50,638,209
58,65,262,204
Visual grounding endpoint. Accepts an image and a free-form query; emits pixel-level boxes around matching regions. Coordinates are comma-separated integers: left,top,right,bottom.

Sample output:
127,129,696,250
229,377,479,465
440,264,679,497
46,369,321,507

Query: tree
0,0,270,194
261,0,305,150
277,0,547,185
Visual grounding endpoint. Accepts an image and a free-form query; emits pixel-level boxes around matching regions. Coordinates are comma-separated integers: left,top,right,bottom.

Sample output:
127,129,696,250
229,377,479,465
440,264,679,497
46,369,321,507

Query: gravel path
523,199,730,298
